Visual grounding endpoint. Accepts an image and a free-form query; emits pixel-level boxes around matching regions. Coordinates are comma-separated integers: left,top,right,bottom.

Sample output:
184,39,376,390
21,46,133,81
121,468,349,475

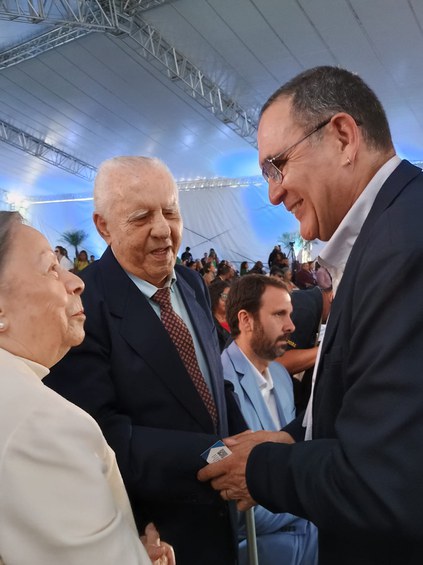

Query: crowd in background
179,244,334,419
55,246,96,274
177,243,331,293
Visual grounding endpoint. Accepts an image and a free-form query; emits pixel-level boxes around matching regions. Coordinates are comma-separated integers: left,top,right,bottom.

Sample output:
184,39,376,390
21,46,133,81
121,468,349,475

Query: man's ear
330,112,360,163
238,309,254,334
93,213,111,244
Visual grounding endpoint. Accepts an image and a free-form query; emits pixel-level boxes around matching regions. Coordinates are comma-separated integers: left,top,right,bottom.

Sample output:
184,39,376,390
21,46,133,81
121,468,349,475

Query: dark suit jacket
287,287,323,413
46,248,245,565
246,160,423,564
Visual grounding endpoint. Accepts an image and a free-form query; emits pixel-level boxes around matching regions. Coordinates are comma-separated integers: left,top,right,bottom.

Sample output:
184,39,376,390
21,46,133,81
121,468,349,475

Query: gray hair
0,211,23,276
93,156,177,220
260,66,393,152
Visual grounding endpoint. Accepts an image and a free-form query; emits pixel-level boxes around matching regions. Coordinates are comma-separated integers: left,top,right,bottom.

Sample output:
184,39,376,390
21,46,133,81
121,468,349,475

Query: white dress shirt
303,155,401,439
240,349,281,430
128,269,215,396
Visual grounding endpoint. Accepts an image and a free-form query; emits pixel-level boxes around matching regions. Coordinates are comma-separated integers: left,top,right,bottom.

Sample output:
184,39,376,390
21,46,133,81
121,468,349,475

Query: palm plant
61,229,88,260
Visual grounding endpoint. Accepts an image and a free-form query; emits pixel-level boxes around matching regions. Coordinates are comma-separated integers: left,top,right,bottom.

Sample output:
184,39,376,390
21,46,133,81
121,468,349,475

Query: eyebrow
40,249,57,262
127,209,149,222
127,205,179,222
261,150,284,167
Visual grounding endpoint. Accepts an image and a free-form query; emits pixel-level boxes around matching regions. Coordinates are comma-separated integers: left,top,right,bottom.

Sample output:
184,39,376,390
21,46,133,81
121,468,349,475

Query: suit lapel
321,160,422,358
99,249,215,432
271,376,288,428
228,342,277,431
176,270,229,435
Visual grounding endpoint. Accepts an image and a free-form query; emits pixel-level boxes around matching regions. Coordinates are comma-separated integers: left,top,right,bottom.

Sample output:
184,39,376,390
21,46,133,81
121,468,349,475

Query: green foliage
61,229,87,259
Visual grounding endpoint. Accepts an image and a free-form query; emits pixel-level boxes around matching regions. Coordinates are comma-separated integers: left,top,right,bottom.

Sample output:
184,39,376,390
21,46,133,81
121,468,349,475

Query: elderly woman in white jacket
0,212,174,565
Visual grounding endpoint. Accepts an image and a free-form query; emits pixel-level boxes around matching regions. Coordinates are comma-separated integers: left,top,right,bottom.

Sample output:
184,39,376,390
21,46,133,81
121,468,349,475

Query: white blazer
0,348,150,565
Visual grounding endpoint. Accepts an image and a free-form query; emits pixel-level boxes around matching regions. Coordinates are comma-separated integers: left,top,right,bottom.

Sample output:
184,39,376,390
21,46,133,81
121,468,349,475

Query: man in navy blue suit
199,66,423,564
46,156,245,565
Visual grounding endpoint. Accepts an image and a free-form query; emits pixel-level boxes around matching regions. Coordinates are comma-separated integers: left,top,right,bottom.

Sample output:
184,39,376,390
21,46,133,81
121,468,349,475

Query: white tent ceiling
0,0,422,265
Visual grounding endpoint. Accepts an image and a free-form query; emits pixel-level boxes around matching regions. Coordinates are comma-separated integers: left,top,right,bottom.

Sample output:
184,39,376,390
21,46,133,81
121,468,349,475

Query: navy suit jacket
246,161,423,564
46,248,245,565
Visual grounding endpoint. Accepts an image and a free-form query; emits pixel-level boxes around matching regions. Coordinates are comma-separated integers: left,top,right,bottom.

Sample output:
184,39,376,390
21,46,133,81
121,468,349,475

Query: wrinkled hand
141,522,176,565
197,430,294,511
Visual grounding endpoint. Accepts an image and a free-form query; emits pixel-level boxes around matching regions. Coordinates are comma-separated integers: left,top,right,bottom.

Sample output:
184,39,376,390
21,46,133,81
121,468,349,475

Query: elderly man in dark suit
199,66,423,565
46,156,245,565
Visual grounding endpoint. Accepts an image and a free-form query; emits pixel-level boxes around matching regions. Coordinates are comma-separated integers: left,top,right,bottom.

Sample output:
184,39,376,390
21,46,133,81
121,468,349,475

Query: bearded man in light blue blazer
221,274,317,565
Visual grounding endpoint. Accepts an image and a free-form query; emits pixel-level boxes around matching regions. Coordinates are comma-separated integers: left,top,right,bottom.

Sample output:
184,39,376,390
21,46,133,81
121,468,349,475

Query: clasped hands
197,429,294,511
141,522,175,565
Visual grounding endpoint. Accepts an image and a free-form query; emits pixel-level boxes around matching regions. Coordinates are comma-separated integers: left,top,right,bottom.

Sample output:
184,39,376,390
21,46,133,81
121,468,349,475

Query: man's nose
151,213,171,238
268,180,286,206
285,317,295,334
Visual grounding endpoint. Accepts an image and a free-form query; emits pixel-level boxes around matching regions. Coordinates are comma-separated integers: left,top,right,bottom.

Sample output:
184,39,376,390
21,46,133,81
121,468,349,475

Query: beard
250,319,290,361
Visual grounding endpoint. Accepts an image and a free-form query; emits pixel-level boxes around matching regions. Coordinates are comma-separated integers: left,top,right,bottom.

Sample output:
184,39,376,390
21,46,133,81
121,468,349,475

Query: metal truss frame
0,1,116,26
26,175,264,204
0,0,258,177
117,14,258,146
0,0,172,21
0,119,97,181
176,176,263,191
0,25,95,67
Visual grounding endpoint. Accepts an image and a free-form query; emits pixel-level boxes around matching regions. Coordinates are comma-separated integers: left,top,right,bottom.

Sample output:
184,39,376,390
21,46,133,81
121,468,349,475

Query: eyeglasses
261,117,333,184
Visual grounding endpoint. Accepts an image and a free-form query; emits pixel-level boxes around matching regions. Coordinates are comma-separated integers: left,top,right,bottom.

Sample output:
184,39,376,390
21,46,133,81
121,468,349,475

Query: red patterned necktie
152,287,218,430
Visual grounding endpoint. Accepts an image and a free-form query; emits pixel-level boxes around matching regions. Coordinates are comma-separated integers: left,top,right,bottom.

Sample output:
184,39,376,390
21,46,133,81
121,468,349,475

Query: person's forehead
123,164,174,187
12,224,52,260
114,169,178,207
258,97,297,161
261,285,291,308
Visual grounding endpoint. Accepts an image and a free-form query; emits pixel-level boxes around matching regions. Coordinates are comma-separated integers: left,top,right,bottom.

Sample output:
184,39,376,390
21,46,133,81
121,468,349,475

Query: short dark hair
217,263,232,277
226,274,289,338
208,279,231,314
260,66,393,152
0,211,23,276
55,245,68,257
269,265,286,278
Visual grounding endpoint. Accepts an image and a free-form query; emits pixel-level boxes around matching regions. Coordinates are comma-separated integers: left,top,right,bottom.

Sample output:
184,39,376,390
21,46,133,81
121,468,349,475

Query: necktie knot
152,287,171,309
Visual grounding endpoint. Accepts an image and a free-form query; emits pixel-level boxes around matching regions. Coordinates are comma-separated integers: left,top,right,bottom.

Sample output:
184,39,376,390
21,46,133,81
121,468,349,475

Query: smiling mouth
152,247,170,256
289,200,303,215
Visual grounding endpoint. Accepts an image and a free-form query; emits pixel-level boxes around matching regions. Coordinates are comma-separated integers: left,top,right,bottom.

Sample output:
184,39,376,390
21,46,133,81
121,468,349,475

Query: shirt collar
238,347,274,391
126,269,177,299
319,155,401,293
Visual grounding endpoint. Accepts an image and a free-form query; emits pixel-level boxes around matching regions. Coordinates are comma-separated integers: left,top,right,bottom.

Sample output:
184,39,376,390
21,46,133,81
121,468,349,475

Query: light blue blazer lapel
227,342,278,432
270,363,297,427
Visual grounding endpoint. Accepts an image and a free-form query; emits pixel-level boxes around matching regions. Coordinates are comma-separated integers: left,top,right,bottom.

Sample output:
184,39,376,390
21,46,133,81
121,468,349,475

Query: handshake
197,429,294,511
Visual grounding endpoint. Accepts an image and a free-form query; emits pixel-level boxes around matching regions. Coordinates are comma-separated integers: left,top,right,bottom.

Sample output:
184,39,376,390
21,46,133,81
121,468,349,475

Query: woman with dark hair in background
74,249,89,272
208,279,231,352
239,261,249,276
249,260,266,275
54,245,74,271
